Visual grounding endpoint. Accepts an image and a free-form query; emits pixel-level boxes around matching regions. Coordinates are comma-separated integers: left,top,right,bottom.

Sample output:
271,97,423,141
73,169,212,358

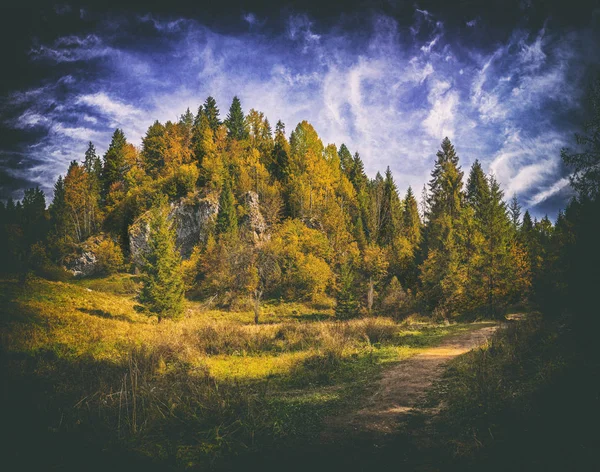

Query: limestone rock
129,193,219,267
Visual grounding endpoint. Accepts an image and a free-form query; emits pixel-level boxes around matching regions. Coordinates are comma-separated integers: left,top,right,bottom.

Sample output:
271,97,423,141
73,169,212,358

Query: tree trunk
254,289,262,325
367,277,374,314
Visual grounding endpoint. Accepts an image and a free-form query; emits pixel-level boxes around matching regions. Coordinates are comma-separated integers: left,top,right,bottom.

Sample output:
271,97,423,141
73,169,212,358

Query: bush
95,237,124,275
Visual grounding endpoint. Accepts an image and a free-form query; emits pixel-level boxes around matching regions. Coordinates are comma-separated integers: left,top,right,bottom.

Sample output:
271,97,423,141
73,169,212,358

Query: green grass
0,274,488,470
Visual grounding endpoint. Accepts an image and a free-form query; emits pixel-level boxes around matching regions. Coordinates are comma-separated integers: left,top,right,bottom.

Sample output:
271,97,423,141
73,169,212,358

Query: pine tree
141,121,167,175
402,186,421,245
101,129,128,197
338,144,354,176
427,137,464,221
465,159,489,219
216,180,238,236
508,194,521,231
270,120,290,180
335,263,359,319
203,96,221,132
225,96,249,140
139,203,185,321
480,175,512,317
379,167,402,247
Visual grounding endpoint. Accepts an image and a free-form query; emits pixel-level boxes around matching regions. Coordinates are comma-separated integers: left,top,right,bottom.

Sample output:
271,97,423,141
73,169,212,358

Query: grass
0,274,487,470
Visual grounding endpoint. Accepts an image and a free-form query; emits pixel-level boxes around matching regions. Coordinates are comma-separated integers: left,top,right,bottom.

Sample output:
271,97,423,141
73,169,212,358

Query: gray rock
66,250,98,277
129,193,219,267
243,191,267,239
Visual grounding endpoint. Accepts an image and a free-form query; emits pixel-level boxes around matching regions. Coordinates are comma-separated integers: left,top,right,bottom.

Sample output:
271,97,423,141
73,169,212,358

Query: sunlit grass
0,274,489,467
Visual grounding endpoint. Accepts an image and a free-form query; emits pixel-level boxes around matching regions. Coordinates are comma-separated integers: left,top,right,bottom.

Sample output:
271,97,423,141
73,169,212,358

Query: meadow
0,274,485,470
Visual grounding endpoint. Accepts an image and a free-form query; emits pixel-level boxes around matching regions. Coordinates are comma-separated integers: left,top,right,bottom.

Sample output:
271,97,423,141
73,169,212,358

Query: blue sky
1,1,599,219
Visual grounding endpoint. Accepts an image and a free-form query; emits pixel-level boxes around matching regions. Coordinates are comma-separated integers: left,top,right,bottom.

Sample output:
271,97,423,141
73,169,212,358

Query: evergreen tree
335,263,359,319
465,159,489,219
141,121,167,175
270,120,290,180
508,194,522,232
216,180,238,236
139,203,185,321
427,137,464,221
203,96,221,132
379,167,402,247
402,186,421,245
225,96,249,140
338,144,354,176
480,175,512,317
101,129,128,197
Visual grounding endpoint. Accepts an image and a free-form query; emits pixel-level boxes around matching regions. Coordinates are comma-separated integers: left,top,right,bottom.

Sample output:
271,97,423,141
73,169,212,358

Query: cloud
1,10,593,218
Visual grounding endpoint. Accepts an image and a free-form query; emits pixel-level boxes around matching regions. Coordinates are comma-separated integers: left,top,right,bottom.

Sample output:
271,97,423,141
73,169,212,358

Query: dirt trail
322,322,500,441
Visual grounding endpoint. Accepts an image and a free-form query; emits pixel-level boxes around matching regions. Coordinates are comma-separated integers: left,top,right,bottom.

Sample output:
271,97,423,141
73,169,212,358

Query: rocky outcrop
129,193,219,267
65,250,98,277
242,191,267,240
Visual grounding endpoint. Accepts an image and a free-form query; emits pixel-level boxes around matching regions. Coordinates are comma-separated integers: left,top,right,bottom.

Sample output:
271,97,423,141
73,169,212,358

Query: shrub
95,237,124,274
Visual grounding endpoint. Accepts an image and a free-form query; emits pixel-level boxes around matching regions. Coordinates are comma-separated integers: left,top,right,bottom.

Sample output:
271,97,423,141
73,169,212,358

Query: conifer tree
139,202,185,321
338,144,354,176
379,167,402,247
216,180,238,237
402,186,421,246
101,129,128,197
225,96,249,140
465,159,489,219
508,194,521,231
427,137,464,221
270,120,290,180
203,96,221,132
335,263,359,319
480,175,512,317
142,121,167,175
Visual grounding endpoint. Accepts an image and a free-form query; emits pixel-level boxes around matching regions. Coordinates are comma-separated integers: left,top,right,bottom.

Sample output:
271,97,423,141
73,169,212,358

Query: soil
322,322,500,441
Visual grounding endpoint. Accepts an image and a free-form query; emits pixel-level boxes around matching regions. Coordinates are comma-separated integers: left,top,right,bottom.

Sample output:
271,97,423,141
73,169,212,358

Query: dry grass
0,275,476,468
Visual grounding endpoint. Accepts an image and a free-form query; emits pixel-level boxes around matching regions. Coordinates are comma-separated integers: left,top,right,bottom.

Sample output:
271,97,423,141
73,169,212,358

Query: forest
1,81,599,471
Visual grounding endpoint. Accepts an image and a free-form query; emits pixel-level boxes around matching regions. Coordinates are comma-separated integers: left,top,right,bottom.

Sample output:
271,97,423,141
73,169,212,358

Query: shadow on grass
78,307,134,323
289,313,332,322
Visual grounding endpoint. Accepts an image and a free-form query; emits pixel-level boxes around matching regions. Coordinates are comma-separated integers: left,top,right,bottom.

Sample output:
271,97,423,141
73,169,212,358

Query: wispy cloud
1,11,594,217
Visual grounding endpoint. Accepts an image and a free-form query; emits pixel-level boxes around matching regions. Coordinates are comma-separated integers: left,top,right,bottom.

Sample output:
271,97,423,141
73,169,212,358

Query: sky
1,0,599,219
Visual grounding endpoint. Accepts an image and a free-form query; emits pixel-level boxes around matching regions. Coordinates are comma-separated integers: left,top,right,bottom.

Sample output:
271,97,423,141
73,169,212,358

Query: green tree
225,96,249,140
141,121,167,175
139,203,185,321
336,262,359,319
101,129,128,197
216,180,238,237
203,96,221,132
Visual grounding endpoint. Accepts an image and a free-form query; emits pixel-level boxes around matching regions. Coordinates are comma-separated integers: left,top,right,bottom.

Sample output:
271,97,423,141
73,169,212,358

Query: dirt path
322,322,500,441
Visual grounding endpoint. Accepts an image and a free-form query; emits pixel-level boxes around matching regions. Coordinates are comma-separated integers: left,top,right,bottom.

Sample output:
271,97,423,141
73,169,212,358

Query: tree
427,137,464,222
338,144,354,176
508,194,521,232
402,186,421,246
225,96,249,140
336,262,359,319
101,129,128,197
465,159,489,219
561,77,600,199
141,121,167,175
216,180,238,237
362,243,389,314
138,203,185,321
203,96,221,132
379,167,402,247
270,120,290,181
